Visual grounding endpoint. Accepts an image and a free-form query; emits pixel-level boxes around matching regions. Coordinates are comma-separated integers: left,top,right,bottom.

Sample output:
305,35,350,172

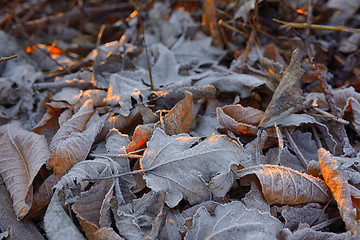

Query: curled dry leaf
48,99,104,176
29,174,61,218
259,48,307,128
72,168,116,240
141,128,251,207
318,148,358,234
0,123,50,219
49,99,94,154
126,124,154,154
185,201,283,240
234,165,332,205
217,104,264,135
112,190,166,240
162,91,194,135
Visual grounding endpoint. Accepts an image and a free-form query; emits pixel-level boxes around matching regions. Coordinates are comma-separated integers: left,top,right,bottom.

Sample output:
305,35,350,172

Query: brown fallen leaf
0,123,50,219
32,101,70,143
259,48,307,129
126,124,154,154
28,174,61,218
162,91,194,135
49,99,94,154
48,99,103,175
217,104,264,135
233,164,332,205
318,148,358,234
72,168,115,240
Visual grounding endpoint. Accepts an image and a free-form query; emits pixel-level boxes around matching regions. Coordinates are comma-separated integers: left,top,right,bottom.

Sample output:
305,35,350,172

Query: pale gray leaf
113,190,166,240
44,190,85,240
141,128,250,207
185,201,283,240
194,73,265,98
106,74,144,117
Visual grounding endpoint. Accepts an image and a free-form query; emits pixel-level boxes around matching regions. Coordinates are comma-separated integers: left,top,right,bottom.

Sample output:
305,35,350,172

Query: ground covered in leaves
1,0,360,239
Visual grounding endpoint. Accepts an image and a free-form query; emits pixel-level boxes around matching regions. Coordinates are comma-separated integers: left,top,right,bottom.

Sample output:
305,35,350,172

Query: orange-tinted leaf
48,100,104,175
76,89,107,108
234,165,332,205
318,148,358,234
0,124,50,219
126,124,154,154
217,104,264,135
72,169,114,240
163,91,194,135
28,174,61,218
49,99,94,154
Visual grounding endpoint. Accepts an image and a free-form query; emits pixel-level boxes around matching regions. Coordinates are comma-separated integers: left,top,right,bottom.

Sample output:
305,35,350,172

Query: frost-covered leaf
172,38,226,69
48,111,103,176
0,123,50,219
72,168,115,240
318,148,357,234
44,190,85,240
105,74,145,117
194,73,265,98
126,124,154,154
112,190,166,240
163,91,194,135
259,49,306,128
185,201,283,240
234,165,332,205
275,204,325,231
159,210,186,240
32,101,70,143
141,128,251,207
278,226,351,239
49,99,94,154
217,104,264,135
53,88,82,105
151,43,181,87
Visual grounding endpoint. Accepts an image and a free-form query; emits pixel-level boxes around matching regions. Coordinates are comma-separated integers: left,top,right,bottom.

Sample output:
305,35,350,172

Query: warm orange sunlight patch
296,8,306,15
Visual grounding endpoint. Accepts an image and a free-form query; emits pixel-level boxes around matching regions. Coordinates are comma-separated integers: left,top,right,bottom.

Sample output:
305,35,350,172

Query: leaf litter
2,0,360,239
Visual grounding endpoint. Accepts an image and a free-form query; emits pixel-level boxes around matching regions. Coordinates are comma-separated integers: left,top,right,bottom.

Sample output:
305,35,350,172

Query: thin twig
21,3,133,32
137,9,154,91
273,18,360,34
0,55,17,62
312,107,349,125
311,216,342,231
284,128,308,170
312,63,355,156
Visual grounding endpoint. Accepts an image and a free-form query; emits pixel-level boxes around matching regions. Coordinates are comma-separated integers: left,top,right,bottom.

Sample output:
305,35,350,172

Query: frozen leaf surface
185,201,283,240
141,128,251,207
112,190,166,240
72,168,115,240
234,165,332,205
163,91,194,135
259,49,306,128
0,123,50,219
217,104,264,135
318,148,358,234
44,190,85,240
48,106,103,176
